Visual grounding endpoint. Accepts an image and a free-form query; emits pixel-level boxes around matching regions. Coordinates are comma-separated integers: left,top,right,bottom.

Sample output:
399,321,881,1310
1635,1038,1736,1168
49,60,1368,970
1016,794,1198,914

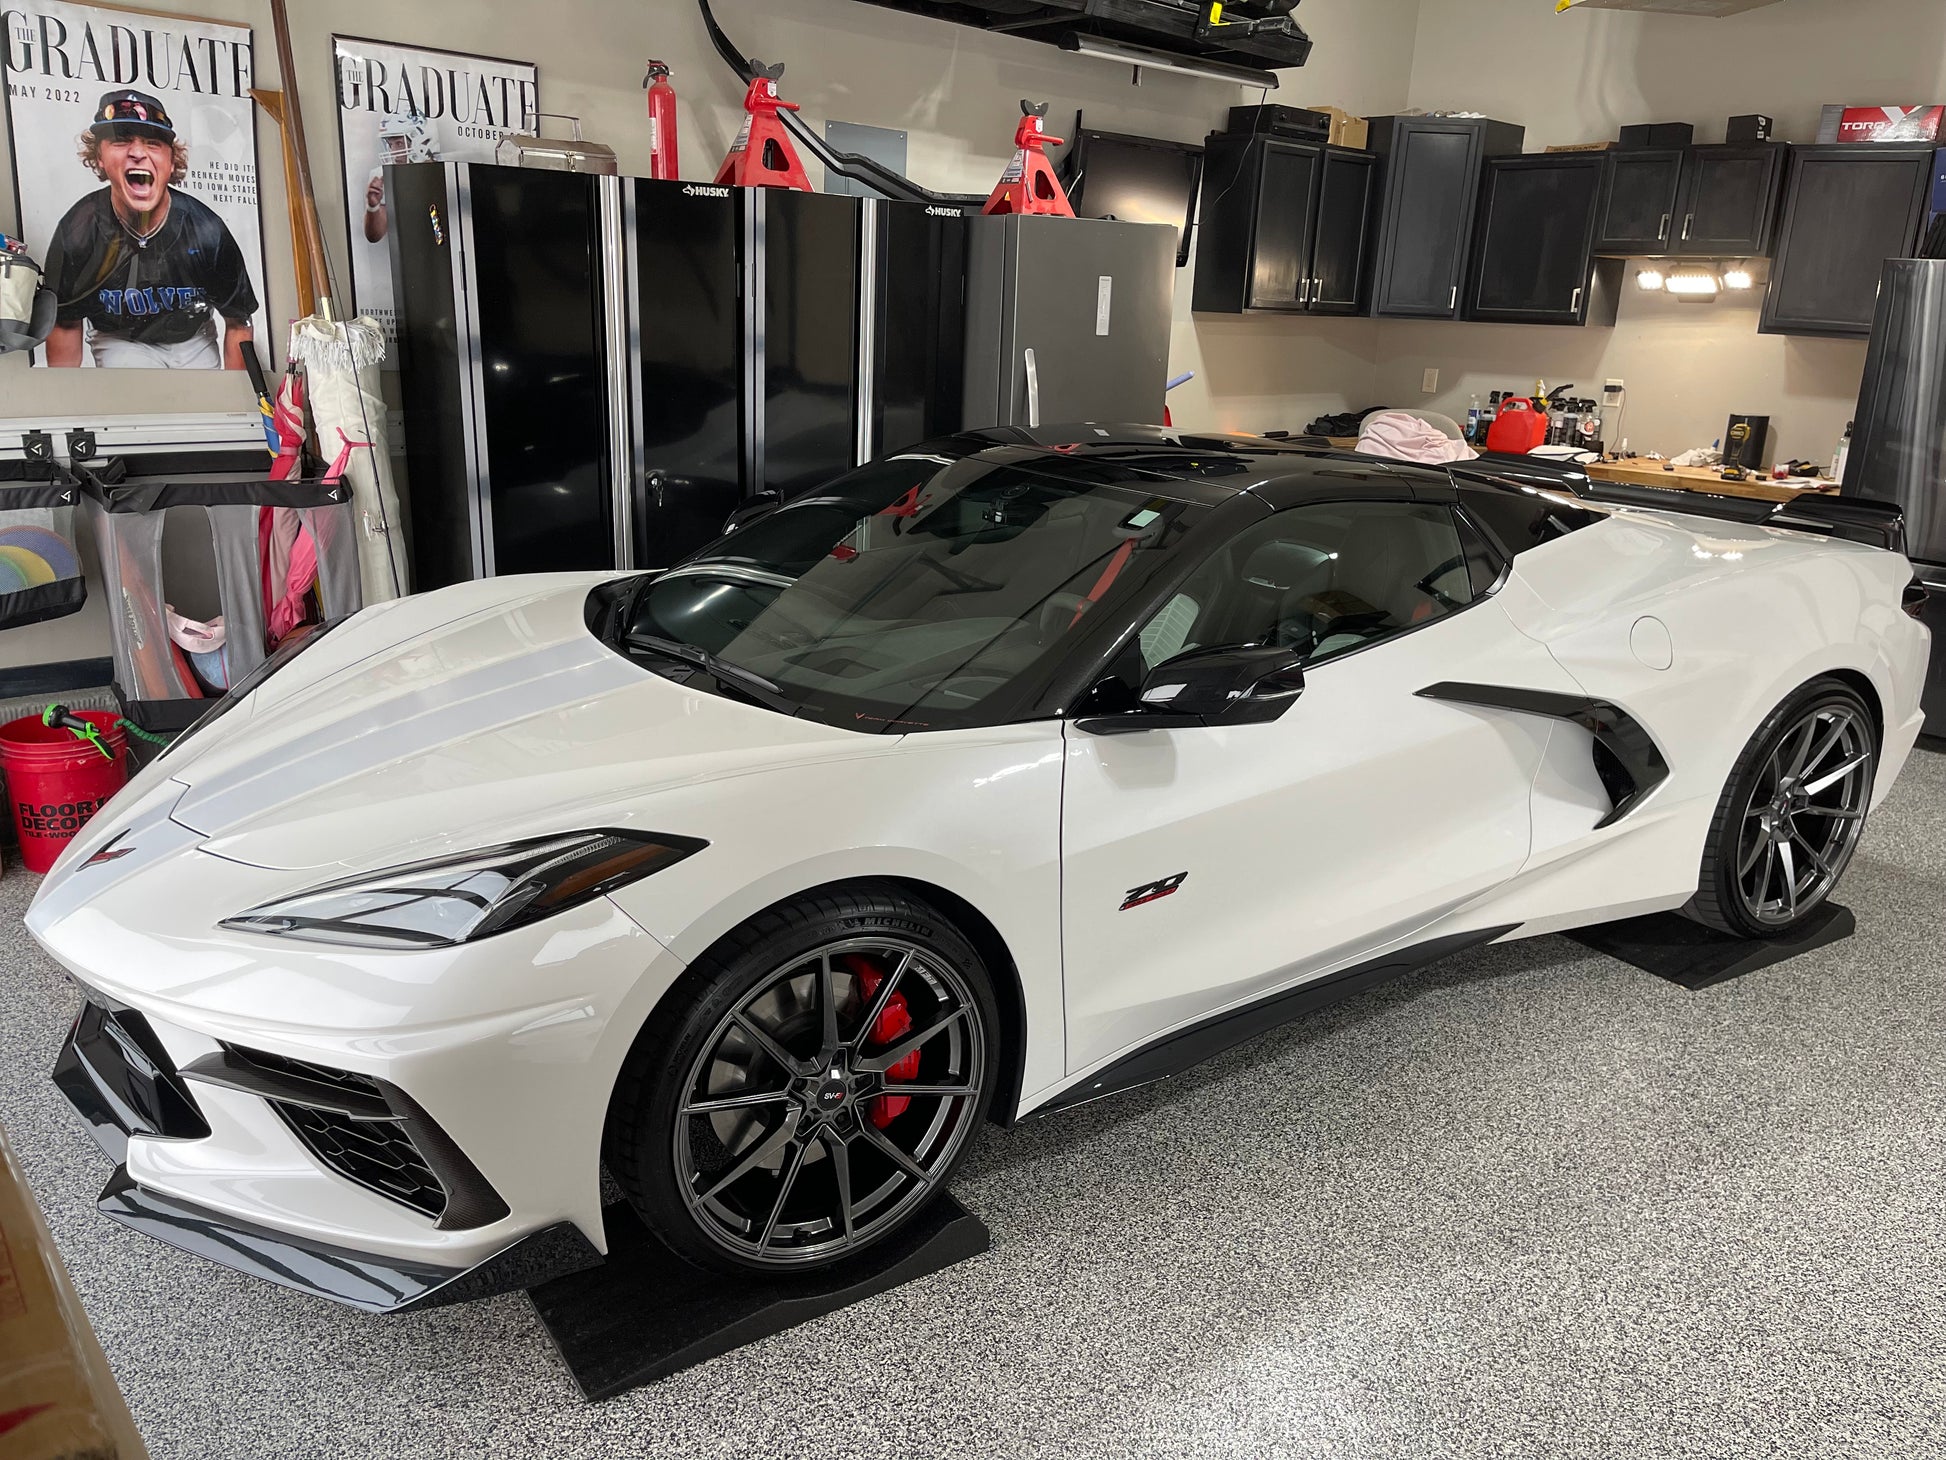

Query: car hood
149,574,884,874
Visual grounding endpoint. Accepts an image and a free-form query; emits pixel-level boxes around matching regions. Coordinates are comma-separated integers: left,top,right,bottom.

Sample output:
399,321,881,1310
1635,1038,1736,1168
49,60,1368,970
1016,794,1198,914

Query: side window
1456,511,1505,597
1131,500,1481,673
1458,483,1601,557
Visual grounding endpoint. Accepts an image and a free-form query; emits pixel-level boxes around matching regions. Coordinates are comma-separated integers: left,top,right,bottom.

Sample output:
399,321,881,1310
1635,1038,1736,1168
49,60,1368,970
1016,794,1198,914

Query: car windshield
615,452,1205,730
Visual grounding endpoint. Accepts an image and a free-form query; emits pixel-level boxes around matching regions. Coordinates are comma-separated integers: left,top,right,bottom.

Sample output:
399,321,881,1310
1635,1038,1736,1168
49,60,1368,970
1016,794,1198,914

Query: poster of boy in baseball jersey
3,3,267,369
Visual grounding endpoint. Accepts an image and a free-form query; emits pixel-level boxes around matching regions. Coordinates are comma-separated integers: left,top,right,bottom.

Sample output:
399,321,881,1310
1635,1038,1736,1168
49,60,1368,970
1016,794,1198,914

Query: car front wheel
605,887,998,1273
1691,677,1877,939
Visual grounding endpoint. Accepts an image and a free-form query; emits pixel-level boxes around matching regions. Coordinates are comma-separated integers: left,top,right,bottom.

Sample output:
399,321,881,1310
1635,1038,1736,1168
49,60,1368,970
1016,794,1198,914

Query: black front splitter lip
95,1167,602,1314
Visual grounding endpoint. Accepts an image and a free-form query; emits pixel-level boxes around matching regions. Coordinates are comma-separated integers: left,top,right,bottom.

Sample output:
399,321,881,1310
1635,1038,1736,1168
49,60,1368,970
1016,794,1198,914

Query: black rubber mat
1566,903,1853,990
528,1194,990,1401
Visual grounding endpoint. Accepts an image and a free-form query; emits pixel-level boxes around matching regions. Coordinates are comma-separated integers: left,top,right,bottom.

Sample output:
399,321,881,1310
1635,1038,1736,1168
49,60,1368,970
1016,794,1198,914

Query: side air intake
1416,683,1670,828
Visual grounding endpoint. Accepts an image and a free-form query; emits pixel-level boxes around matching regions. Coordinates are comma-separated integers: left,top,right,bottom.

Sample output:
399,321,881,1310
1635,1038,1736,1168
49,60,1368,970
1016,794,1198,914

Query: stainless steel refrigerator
1843,256,1946,734
962,215,1175,430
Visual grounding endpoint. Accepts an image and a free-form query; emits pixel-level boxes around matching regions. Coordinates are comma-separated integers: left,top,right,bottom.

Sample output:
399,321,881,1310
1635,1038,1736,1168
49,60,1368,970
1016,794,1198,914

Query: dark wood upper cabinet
1192,134,1374,315
1309,149,1377,314
1594,143,1785,256
1672,143,1785,255
1248,142,1320,311
1594,149,1684,253
1365,115,1525,318
1465,153,1621,326
1761,144,1934,338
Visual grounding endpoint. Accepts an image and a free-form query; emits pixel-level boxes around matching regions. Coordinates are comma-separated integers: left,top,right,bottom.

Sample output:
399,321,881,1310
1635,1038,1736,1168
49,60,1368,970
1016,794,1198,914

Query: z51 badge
1120,872,1186,911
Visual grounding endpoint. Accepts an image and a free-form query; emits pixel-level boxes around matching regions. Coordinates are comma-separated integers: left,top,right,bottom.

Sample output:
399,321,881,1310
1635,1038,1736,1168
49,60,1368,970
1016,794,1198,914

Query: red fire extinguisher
644,60,679,180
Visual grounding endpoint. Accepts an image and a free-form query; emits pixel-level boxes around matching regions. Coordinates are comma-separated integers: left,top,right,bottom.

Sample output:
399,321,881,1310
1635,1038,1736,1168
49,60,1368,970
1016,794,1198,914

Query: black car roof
940,423,1454,508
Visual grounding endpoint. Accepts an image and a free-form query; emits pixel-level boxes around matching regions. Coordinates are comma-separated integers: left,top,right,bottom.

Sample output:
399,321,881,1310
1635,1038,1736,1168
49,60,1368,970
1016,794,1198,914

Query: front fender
601,722,1068,1108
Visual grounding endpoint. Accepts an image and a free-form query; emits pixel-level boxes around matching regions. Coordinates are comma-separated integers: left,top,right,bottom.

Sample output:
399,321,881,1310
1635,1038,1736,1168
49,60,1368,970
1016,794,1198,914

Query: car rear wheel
605,887,998,1273
1691,677,1876,939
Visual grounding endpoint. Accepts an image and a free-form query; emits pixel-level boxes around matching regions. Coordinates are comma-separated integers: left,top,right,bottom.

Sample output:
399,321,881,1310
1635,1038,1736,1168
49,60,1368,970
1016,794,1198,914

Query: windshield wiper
625,633,799,715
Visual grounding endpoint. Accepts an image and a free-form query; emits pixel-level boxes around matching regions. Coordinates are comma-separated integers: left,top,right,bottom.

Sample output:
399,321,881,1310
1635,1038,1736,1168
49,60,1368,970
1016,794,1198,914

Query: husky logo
925,206,963,218
1120,872,1187,911
683,184,732,198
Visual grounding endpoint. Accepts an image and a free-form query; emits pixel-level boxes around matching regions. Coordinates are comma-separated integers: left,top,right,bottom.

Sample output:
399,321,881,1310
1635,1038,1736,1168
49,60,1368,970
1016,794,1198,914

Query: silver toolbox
494,113,618,174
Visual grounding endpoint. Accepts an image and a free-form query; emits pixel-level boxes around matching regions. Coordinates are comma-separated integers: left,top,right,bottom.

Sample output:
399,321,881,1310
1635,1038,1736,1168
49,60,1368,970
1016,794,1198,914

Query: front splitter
95,1167,601,1314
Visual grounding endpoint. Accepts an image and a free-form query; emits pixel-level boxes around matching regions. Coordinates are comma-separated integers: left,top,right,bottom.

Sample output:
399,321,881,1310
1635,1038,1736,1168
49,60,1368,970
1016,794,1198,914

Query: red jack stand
983,101,1074,217
714,62,812,191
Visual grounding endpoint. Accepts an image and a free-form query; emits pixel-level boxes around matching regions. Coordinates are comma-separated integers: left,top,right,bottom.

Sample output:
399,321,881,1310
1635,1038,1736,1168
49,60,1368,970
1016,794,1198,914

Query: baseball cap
88,90,175,143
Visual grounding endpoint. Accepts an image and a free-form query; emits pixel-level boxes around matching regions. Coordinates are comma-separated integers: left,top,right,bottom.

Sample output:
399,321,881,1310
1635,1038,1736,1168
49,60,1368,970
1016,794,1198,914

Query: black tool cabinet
389,166,972,590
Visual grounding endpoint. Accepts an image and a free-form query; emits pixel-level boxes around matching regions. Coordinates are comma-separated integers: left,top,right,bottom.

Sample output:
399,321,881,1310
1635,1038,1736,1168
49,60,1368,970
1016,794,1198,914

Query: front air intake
181,1045,509,1229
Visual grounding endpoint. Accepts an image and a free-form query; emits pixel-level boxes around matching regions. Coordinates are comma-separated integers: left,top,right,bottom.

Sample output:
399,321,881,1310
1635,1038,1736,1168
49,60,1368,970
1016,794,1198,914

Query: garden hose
41,703,171,759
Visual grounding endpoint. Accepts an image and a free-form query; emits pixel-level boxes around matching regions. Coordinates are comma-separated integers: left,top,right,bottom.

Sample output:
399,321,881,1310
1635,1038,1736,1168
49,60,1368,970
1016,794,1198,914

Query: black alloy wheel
607,889,997,1273
1692,678,1876,938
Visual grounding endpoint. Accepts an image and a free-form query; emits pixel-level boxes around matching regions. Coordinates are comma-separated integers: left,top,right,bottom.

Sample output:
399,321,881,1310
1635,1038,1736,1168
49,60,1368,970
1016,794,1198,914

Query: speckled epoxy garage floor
4,747,1945,1460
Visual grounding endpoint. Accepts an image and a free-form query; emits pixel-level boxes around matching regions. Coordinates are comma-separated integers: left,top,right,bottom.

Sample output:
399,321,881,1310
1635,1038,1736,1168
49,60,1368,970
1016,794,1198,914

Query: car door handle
1681,213,1693,241
1023,347,1040,428
1658,212,1670,241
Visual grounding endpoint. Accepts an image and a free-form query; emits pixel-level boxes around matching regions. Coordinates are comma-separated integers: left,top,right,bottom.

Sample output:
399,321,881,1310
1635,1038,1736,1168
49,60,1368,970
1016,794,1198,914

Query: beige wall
1385,0,1946,463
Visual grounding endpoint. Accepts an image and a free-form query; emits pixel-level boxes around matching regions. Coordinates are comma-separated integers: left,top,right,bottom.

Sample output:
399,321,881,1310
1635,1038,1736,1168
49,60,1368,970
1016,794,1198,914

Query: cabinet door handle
1658,212,1670,241
1449,284,1458,310
1570,286,1583,314
1308,277,1320,306
1023,347,1040,428
1681,213,1693,241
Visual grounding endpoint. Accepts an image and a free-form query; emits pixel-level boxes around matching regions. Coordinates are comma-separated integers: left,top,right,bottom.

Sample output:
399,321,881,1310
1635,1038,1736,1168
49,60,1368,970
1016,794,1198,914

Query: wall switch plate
1421,368,1439,393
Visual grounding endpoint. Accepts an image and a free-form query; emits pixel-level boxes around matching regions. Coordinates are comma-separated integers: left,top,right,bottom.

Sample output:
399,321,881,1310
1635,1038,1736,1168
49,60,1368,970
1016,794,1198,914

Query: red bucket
0,712,129,874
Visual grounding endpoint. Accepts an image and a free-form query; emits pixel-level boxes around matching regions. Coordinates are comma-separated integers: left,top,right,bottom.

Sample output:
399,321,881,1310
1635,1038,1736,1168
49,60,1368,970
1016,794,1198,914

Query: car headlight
219,831,706,949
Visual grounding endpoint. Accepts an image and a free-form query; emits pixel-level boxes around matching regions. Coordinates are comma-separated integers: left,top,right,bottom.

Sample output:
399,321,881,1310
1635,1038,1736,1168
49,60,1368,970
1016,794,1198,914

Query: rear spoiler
1448,453,1908,554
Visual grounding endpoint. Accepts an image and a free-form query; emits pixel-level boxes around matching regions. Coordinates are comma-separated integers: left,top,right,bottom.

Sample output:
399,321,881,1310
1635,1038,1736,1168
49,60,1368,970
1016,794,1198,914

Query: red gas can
1485,397,1549,454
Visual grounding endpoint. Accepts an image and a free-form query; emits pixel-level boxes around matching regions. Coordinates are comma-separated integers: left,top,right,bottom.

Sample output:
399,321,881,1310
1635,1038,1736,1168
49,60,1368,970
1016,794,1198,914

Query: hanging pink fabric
260,362,318,648
268,523,319,642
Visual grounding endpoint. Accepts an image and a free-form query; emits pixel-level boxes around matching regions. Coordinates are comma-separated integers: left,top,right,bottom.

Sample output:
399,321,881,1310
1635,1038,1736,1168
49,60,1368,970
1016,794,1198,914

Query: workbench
1583,457,1838,505
1315,440,1837,506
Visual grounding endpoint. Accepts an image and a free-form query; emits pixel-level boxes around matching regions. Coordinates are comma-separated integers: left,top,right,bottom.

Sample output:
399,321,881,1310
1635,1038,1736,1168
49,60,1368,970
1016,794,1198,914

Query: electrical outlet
1421,368,1439,394
1604,378,1625,399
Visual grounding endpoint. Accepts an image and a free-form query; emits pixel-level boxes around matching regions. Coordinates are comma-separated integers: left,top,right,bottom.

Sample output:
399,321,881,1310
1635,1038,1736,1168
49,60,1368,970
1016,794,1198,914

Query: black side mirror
1077,645,1306,736
722,491,782,536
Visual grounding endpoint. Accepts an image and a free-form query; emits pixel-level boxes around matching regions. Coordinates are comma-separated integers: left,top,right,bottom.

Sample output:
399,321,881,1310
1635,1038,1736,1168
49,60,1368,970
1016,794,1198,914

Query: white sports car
29,428,1931,1311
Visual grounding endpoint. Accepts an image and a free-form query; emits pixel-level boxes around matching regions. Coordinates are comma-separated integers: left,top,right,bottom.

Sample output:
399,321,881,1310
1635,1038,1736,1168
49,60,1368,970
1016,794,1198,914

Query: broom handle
268,0,336,315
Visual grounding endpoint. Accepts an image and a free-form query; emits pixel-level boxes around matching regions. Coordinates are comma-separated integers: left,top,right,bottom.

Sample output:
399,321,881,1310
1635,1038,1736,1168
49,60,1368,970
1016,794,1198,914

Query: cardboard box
1305,105,1369,150
1836,105,1945,143
1726,113,1773,143
0,1124,148,1460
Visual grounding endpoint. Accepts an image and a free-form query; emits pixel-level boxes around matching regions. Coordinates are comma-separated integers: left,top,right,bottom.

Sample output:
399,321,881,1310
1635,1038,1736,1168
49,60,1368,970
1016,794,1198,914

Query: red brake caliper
843,953,919,1127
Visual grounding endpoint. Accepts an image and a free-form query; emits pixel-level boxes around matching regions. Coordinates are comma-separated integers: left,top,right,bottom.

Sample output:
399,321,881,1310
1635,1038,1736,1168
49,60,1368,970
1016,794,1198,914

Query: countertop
1582,457,1839,505
1316,441,1836,505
